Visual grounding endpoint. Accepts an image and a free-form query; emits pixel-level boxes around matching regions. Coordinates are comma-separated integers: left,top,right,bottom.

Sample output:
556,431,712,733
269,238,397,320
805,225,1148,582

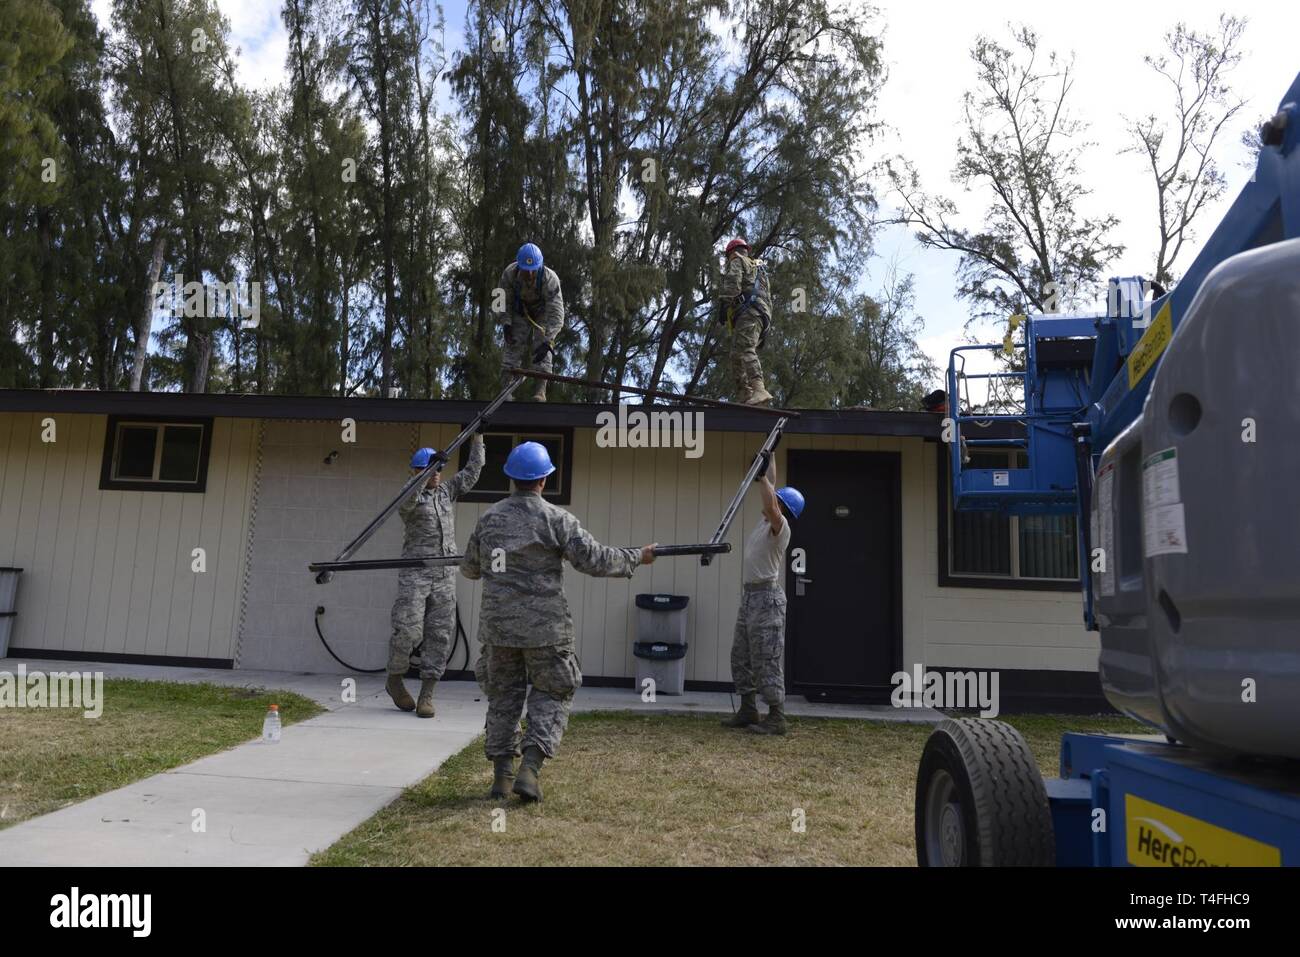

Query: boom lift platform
918,73,1300,866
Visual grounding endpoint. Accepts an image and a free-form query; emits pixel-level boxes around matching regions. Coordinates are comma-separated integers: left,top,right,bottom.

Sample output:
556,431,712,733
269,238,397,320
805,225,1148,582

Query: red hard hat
725,238,749,255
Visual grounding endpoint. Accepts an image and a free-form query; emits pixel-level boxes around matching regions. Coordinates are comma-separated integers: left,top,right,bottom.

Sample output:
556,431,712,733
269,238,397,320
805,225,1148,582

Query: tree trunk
191,331,212,393
36,211,56,389
648,295,685,392
339,269,350,396
130,233,167,391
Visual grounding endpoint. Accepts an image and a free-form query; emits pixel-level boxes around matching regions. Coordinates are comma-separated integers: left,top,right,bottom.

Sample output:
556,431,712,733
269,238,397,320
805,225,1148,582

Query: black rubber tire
915,718,1055,866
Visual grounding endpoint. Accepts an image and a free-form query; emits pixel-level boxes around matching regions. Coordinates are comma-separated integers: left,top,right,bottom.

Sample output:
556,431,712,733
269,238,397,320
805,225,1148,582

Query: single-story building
0,388,1106,711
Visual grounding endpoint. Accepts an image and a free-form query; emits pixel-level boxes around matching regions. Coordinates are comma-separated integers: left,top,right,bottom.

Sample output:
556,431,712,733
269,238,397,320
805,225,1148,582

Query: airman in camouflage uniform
386,435,485,718
718,237,773,406
723,452,802,735
499,243,565,402
462,441,656,801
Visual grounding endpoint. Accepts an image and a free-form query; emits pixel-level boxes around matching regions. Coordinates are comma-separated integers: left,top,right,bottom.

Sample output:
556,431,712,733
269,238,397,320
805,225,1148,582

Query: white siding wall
2,409,1096,679
0,412,257,660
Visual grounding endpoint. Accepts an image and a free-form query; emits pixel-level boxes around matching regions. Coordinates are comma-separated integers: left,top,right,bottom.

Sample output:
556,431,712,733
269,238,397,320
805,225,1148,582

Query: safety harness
737,258,770,315
727,255,772,348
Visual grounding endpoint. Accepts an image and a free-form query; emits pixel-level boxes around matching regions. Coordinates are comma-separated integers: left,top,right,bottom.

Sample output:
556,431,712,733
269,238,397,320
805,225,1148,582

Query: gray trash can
0,567,22,658
633,594,689,696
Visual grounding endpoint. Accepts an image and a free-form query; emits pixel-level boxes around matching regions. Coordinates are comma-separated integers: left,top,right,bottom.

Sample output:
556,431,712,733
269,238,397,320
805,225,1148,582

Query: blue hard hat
411,447,439,469
516,243,543,272
504,441,556,481
776,486,805,519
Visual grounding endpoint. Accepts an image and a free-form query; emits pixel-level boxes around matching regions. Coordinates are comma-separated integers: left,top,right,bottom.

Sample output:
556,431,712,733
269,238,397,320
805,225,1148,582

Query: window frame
455,424,574,505
99,414,214,493
935,443,1079,591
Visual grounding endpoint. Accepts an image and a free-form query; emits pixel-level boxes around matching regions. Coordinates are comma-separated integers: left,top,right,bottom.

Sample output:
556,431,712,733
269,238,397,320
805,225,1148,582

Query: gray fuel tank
1093,237,1300,759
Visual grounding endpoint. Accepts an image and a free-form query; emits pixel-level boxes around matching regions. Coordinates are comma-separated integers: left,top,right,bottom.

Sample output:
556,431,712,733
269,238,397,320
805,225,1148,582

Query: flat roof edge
0,389,941,438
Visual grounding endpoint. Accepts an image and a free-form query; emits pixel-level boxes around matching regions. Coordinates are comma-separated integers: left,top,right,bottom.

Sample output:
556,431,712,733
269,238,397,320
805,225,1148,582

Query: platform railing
946,316,1082,513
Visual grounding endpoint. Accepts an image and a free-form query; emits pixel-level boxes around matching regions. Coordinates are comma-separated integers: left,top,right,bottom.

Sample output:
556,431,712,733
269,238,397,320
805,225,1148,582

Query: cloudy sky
90,0,1296,389
871,0,1294,386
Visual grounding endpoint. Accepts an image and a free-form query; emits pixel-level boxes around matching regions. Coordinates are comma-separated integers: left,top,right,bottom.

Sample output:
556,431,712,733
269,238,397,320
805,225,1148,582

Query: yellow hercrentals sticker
1126,795,1281,867
1126,301,1173,389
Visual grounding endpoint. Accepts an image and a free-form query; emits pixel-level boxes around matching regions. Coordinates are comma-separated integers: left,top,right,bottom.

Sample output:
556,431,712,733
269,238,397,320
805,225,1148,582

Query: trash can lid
635,594,689,611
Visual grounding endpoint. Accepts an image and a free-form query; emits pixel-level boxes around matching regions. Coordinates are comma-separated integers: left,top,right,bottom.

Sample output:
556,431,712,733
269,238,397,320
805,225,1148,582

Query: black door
785,449,902,701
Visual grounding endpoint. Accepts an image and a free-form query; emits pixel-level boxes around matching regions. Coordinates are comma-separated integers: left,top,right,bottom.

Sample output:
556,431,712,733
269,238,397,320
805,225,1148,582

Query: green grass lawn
0,678,322,829
312,710,1146,867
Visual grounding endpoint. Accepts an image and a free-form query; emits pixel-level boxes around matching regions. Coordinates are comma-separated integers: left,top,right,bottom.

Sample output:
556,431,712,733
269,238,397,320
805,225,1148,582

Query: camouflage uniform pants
728,309,766,402
388,569,457,679
476,642,582,759
730,582,787,707
501,314,550,401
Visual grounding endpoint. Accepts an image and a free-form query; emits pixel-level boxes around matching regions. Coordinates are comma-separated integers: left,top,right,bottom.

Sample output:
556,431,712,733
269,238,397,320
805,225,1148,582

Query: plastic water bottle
262,704,282,743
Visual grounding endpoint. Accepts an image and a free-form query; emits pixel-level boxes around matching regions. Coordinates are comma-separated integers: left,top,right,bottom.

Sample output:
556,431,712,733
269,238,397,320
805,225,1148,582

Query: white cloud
90,0,286,90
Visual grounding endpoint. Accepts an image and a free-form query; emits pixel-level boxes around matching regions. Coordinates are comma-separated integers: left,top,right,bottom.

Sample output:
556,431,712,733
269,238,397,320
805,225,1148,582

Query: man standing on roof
386,433,486,717
462,441,657,802
722,449,804,735
717,237,774,406
499,242,564,402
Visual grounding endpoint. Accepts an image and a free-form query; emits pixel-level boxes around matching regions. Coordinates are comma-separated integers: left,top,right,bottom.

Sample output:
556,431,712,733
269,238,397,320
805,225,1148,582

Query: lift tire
915,718,1054,866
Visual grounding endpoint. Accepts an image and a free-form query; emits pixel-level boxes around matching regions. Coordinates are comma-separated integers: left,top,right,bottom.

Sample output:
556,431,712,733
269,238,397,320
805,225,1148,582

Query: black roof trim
0,389,941,438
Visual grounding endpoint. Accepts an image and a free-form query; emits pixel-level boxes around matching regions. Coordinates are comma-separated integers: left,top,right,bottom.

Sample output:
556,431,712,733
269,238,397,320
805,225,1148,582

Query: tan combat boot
747,705,788,735
721,694,760,728
386,674,415,712
747,383,773,406
490,756,516,800
416,679,437,718
512,746,546,802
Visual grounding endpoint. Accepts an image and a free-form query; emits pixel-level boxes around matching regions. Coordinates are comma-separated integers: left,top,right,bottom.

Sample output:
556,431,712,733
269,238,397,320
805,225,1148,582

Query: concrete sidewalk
0,658,941,866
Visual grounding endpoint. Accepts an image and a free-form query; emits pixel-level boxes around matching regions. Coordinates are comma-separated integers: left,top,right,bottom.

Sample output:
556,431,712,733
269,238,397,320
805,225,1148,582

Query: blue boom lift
915,72,1300,866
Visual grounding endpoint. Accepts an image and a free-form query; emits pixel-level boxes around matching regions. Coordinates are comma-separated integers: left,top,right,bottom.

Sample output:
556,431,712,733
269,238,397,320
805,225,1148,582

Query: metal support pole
309,555,464,574
651,543,732,558
700,416,789,565
313,378,791,578
505,367,799,417
312,545,733,574
313,375,524,584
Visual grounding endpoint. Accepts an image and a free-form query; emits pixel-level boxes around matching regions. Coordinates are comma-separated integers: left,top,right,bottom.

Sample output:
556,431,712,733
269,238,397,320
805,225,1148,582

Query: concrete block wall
237,419,420,672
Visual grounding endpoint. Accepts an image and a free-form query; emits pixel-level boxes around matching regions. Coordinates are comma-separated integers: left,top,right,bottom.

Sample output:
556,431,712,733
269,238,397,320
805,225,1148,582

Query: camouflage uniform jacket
499,262,565,344
461,490,640,647
718,252,771,321
398,438,485,562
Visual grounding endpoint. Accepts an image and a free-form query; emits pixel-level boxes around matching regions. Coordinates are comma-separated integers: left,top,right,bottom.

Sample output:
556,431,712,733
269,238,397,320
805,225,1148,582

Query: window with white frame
100,416,212,492
456,427,572,504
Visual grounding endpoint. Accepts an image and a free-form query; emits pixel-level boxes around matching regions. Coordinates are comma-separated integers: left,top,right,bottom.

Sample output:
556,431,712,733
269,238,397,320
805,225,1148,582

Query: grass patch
312,710,1144,867
0,679,322,829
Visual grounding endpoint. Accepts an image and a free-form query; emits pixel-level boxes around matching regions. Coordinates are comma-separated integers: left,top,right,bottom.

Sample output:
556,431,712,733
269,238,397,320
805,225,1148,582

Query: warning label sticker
1127,301,1173,389
1143,447,1180,508
1143,448,1188,556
